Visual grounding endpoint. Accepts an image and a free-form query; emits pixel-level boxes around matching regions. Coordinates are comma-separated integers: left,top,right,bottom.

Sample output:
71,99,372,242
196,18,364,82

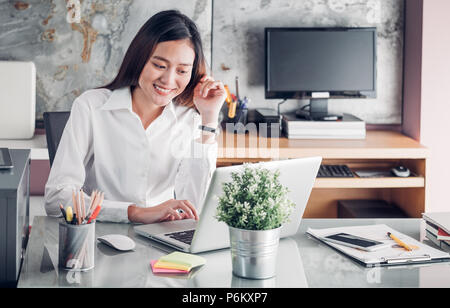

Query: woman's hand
127,199,199,224
193,75,227,126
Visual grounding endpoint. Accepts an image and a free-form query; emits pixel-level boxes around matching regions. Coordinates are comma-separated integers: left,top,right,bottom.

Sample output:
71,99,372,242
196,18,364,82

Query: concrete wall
212,0,404,124
0,0,404,124
0,0,212,119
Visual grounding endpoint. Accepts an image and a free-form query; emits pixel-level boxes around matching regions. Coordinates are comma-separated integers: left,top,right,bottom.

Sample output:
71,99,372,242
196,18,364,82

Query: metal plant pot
228,225,282,279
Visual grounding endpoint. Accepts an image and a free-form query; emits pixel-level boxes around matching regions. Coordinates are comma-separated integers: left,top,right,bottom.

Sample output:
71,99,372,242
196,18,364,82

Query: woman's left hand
193,75,226,124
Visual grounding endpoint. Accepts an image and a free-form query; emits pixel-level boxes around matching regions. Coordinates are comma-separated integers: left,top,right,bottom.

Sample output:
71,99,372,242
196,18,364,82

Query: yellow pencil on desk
387,232,412,251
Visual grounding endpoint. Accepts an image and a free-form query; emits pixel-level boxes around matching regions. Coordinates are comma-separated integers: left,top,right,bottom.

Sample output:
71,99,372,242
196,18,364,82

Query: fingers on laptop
174,201,197,220
181,200,198,220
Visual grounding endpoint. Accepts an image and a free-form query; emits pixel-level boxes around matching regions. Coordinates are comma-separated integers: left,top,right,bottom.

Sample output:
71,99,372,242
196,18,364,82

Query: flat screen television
265,27,377,120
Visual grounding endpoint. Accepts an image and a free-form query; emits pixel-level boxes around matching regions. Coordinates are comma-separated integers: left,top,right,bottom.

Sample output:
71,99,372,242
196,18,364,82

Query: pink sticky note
150,260,189,274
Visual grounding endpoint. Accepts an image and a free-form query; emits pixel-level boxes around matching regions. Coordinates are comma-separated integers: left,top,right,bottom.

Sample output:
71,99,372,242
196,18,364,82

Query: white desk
18,217,450,288
0,134,48,160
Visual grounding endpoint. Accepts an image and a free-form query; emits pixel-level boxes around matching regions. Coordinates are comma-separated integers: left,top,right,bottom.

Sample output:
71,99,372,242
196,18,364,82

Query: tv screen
265,28,377,99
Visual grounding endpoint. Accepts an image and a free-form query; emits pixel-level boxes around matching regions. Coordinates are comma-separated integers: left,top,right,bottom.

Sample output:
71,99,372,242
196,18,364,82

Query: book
281,112,366,139
425,230,450,253
423,212,450,235
438,228,450,241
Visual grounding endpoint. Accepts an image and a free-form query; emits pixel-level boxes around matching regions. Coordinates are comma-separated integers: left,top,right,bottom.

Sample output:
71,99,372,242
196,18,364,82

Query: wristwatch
199,125,219,135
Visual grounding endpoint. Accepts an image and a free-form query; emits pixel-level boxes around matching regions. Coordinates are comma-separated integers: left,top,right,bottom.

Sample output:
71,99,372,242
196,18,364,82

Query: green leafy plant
216,165,295,230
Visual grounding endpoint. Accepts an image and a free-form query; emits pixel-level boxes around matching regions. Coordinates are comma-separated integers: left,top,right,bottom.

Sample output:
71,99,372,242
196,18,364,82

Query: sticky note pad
150,260,189,274
157,251,206,271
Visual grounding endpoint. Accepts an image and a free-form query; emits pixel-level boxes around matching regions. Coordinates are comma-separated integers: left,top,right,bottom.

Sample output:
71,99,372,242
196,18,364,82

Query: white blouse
44,87,218,223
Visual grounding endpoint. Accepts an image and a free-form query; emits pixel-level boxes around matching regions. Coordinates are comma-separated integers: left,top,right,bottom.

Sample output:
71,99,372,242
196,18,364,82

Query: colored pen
87,205,101,224
387,232,412,251
66,206,73,223
235,76,240,101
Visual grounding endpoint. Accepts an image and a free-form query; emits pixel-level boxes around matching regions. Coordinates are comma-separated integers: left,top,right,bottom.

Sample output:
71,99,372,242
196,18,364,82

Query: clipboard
307,224,450,267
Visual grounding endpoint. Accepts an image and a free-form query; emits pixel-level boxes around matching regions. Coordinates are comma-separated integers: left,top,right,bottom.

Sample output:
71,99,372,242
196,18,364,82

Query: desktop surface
18,217,450,288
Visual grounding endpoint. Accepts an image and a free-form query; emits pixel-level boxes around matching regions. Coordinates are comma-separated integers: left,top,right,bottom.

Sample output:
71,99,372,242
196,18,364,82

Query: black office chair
43,112,71,167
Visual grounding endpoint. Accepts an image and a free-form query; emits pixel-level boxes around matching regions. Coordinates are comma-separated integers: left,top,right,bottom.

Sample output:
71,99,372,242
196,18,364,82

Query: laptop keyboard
165,229,195,245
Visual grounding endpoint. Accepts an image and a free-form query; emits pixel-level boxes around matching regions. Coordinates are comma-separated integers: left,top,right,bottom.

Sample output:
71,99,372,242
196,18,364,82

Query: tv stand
295,98,343,121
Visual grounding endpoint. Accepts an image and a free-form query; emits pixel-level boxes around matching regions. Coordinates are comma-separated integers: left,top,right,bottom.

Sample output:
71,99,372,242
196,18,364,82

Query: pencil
81,189,86,222
76,190,81,225
89,190,98,215
387,232,412,251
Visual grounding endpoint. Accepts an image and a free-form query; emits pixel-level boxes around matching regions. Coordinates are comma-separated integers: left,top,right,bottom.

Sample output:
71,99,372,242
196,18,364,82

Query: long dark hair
102,10,206,108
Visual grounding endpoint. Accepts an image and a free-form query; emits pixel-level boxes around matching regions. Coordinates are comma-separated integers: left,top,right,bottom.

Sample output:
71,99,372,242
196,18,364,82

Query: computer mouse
97,234,136,251
391,165,410,177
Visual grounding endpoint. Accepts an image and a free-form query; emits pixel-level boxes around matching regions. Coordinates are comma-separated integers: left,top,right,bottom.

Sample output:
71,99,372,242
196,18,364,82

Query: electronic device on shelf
317,165,354,178
391,165,411,177
265,27,377,121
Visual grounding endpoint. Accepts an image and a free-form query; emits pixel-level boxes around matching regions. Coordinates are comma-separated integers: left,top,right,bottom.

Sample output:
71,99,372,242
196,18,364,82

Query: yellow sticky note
158,252,206,271
153,260,191,271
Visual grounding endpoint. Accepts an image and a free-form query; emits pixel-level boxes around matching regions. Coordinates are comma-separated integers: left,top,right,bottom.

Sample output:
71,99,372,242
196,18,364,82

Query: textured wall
0,0,212,119
0,0,403,124
213,0,404,124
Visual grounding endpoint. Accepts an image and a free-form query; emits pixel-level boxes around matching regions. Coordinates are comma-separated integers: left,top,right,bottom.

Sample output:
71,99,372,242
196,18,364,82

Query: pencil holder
58,220,95,271
225,108,248,134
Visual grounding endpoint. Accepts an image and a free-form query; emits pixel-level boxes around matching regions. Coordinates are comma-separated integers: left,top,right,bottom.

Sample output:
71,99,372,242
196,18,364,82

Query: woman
44,10,226,223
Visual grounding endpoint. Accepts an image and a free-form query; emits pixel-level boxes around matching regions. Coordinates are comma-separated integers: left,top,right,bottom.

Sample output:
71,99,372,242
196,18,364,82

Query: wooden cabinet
217,130,429,218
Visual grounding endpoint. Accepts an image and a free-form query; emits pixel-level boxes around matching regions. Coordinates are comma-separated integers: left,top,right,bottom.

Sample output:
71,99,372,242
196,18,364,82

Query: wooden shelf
217,129,430,218
314,176,425,189
218,130,430,160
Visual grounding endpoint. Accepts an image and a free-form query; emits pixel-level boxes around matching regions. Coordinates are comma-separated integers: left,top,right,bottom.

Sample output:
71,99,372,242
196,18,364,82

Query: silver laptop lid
189,157,322,253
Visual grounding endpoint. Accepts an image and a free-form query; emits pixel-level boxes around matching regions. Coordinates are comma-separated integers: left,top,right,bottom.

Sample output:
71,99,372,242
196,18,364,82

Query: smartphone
0,148,13,169
322,233,390,252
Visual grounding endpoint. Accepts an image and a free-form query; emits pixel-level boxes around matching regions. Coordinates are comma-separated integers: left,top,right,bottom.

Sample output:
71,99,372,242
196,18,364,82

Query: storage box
338,200,408,218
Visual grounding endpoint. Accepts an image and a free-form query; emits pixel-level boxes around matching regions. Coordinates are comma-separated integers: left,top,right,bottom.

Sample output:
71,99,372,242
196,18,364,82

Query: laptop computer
134,157,321,253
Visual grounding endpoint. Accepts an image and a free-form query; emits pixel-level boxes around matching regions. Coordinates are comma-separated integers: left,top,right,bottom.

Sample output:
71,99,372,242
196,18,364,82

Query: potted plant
216,164,295,279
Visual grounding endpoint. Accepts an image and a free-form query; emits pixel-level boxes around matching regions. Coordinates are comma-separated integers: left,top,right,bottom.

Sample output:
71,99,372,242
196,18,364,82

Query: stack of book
423,212,450,252
150,251,206,275
281,112,366,139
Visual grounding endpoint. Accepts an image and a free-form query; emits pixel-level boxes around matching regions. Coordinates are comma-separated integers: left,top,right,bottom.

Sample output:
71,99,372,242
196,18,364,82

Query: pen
235,76,240,101
59,204,67,221
387,232,412,251
80,189,86,222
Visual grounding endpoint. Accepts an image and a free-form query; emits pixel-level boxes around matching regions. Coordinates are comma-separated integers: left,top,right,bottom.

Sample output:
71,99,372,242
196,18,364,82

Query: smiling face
137,39,196,108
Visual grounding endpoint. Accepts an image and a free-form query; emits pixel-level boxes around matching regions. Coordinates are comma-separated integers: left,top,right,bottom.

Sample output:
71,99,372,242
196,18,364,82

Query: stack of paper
282,112,366,139
150,251,206,274
423,212,450,252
